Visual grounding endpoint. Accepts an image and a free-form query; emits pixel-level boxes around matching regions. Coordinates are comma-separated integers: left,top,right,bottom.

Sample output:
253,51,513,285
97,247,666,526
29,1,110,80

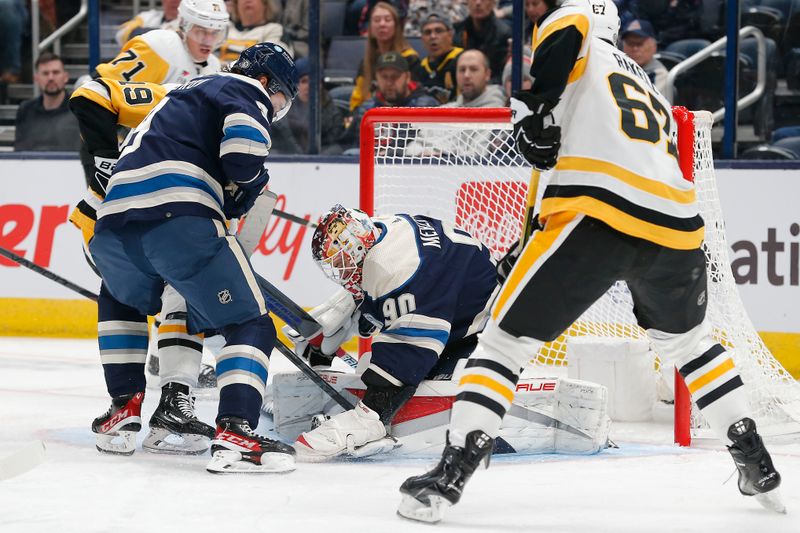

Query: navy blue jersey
360,215,497,385
96,73,273,231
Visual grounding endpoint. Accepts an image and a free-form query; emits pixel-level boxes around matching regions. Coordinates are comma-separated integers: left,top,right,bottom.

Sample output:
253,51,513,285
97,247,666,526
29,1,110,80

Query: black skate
727,418,785,513
397,430,494,523
143,383,215,455
92,392,144,456
207,416,296,474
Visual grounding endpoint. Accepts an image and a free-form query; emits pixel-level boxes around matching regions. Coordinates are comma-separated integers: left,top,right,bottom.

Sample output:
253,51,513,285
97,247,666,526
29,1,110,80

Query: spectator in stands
405,0,468,37
218,0,291,63
613,0,639,31
443,49,505,108
14,53,81,152
349,0,409,36
278,0,309,57
343,51,438,149
621,19,668,95
523,0,548,39
270,58,346,154
0,0,27,84
116,0,181,46
649,0,702,46
453,0,511,85
501,46,533,102
349,2,421,111
413,12,463,104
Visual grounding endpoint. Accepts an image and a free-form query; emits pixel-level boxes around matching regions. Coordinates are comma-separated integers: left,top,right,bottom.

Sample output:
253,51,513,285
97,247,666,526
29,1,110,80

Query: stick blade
0,441,46,481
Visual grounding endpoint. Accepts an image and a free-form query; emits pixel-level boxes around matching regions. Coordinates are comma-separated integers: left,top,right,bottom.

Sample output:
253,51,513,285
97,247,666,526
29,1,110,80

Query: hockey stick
0,246,98,301
520,169,541,245
273,337,355,411
254,274,322,340
0,441,46,481
273,208,317,229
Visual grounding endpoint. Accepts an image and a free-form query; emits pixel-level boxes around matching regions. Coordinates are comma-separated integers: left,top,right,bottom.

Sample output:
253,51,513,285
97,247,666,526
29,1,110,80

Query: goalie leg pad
553,378,611,454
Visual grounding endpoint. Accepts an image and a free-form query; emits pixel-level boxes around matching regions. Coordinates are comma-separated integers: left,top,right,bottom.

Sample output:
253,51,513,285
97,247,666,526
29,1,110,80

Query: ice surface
1,338,798,533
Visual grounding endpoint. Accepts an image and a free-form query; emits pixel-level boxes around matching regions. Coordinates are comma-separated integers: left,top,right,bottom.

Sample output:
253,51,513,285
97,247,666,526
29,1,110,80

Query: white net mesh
366,109,800,435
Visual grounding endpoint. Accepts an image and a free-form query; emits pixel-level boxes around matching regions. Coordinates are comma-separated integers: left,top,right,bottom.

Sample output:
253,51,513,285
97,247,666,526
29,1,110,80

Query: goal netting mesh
360,107,800,437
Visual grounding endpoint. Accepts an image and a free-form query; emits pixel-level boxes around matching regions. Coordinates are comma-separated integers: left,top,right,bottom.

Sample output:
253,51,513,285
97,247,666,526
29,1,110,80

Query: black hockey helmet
232,42,299,102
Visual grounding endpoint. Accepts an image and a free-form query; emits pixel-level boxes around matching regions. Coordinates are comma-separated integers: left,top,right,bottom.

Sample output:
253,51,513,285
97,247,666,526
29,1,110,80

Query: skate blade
142,428,210,455
206,450,296,474
397,493,451,523
96,431,137,456
755,490,787,514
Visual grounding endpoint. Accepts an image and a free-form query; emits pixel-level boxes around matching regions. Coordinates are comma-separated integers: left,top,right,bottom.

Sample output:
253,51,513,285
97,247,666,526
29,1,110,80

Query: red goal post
358,106,800,446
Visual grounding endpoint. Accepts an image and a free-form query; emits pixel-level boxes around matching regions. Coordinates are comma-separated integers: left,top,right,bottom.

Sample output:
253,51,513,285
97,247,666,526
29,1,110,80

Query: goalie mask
311,205,379,299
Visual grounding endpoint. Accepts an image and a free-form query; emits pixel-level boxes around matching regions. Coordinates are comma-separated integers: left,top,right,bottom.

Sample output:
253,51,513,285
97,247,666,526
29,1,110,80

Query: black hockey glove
223,169,269,219
510,92,561,171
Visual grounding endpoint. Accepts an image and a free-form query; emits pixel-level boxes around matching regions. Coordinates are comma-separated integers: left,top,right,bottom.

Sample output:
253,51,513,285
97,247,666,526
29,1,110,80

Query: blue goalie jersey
360,215,497,386
96,73,274,231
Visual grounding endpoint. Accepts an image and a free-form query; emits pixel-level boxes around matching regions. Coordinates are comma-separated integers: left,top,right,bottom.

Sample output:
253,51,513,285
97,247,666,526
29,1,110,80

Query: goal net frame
358,106,800,446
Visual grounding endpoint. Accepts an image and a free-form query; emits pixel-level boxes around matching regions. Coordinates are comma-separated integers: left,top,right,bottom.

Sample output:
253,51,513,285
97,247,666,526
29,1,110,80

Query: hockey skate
92,392,144,456
397,430,494,523
143,383,215,455
207,416,296,474
727,418,786,513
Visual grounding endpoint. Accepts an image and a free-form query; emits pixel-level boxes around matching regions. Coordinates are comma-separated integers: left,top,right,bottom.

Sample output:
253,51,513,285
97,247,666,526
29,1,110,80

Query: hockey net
359,106,800,444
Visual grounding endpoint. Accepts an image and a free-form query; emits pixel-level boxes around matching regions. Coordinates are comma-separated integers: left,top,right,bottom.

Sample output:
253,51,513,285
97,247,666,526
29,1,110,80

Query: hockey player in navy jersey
88,42,300,473
291,205,498,461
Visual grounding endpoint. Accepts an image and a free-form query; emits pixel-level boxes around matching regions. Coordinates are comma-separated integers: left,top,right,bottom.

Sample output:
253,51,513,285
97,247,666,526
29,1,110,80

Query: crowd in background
4,0,800,156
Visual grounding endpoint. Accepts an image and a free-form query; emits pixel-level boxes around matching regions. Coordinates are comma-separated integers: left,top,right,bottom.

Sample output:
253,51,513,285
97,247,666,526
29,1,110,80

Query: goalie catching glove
282,288,361,368
510,92,561,170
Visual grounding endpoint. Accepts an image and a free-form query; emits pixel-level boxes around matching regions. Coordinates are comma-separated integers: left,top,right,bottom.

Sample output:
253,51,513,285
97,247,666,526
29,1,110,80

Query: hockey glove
223,169,270,219
510,92,561,171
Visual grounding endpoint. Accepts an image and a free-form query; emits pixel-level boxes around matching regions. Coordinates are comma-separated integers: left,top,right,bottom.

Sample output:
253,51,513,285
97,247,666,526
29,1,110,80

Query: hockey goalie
272,205,611,459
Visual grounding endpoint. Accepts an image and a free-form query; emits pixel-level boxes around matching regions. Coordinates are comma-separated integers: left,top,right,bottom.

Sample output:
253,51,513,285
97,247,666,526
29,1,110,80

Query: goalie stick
273,337,355,411
0,441,46,481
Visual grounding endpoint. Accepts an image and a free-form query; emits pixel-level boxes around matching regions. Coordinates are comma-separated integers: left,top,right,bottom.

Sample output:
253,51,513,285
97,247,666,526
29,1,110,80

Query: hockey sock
98,283,149,397
449,345,521,447
678,342,750,445
448,323,541,448
157,311,204,388
216,314,276,427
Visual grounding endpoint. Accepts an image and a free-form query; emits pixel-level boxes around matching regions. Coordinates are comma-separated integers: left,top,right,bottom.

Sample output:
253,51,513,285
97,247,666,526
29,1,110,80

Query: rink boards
0,155,797,376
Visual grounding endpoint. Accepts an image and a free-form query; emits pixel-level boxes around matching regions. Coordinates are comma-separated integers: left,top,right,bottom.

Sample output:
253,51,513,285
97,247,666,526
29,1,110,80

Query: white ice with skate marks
0,337,798,533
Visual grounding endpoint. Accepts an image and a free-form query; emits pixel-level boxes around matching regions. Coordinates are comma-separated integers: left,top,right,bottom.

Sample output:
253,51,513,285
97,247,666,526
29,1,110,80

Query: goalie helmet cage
358,106,800,446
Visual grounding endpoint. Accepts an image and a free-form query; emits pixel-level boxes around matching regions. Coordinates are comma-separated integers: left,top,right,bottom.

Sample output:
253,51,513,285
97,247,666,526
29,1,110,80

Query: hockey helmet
587,0,620,44
311,205,380,299
178,0,229,48
233,42,299,121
